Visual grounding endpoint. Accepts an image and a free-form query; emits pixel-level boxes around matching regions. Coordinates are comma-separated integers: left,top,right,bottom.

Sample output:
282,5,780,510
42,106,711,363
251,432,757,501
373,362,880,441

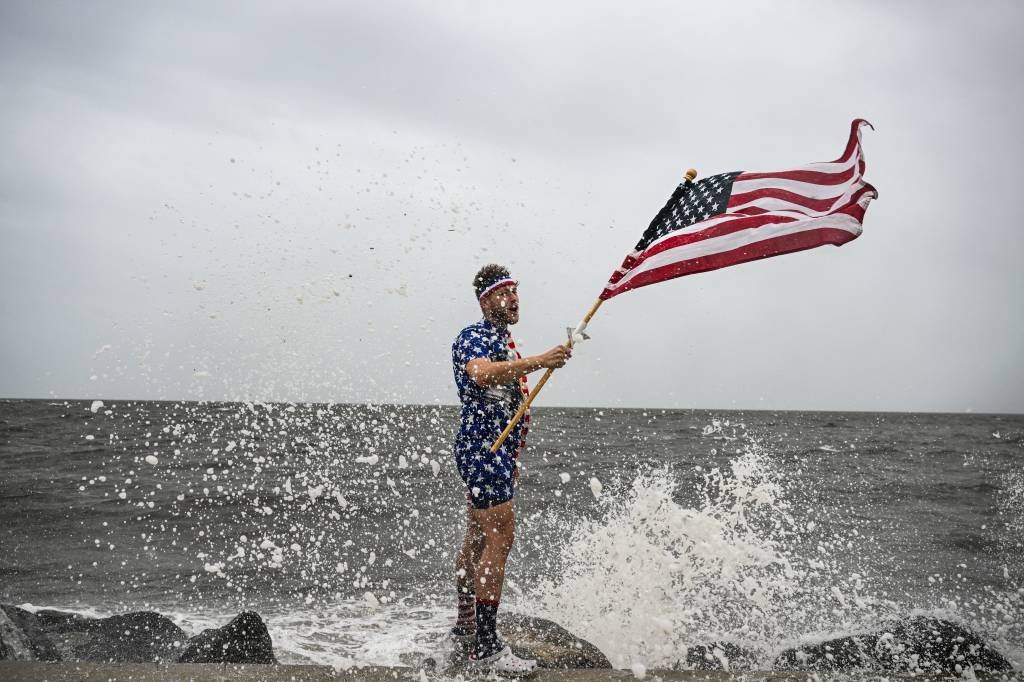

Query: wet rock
0,605,184,662
775,634,877,671
499,613,611,669
38,609,186,663
875,616,1012,674
775,617,1012,674
176,610,276,664
1,604,276,665
1,605,59,661
678,641,758,671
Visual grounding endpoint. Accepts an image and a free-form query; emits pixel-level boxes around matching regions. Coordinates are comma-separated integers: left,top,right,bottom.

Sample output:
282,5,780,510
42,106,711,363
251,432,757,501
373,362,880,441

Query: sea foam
526,428,884,669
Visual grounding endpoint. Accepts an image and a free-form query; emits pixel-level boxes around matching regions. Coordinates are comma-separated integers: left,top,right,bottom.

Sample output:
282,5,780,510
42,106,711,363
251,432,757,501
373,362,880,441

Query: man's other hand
538,344,572,370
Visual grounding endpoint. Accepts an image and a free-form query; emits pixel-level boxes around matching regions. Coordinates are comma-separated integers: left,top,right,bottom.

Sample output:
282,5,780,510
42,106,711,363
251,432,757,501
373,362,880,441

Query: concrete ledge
0,662,1001,681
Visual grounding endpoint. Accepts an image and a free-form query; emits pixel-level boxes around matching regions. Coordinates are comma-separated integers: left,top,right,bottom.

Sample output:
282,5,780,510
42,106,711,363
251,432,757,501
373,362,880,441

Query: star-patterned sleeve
454,327,491,373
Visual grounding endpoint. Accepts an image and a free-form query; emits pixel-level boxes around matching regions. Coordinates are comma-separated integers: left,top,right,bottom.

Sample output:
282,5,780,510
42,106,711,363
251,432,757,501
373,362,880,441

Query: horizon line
1,396,1021,418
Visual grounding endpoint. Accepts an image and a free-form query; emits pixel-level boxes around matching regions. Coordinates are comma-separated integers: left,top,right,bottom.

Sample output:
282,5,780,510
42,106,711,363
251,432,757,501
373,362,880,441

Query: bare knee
485,520,515,554
473,502,516,554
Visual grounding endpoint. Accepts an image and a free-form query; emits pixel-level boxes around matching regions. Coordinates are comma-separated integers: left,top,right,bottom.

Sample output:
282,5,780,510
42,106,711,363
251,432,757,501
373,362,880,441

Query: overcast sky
1,0,1022,413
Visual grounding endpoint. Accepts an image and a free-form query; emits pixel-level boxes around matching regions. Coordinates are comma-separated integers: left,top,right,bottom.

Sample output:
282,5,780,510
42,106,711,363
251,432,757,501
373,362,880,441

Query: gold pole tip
684,168,698,182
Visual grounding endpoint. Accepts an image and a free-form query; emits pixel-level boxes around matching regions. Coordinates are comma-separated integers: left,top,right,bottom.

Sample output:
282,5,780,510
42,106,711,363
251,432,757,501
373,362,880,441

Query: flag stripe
735,159,859,185
728,187,868,217
836,118,873,162
624,214,797,266
609,213,864,289
728,187,850,213
731,174,864,200
734,147,865,185
728,183,875,219
602,227,860,298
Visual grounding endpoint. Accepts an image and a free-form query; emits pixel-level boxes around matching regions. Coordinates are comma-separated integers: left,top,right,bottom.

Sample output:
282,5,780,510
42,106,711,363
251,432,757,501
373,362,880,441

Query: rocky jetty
0,605,275,664
2,604,1013,676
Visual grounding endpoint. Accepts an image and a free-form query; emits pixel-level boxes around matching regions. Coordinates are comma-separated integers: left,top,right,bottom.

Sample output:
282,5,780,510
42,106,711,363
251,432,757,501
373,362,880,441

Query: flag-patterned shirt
452,319,528,461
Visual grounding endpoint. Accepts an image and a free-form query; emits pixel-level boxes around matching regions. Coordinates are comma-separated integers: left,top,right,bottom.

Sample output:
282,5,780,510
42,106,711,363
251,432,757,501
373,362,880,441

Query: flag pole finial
684,168,698,183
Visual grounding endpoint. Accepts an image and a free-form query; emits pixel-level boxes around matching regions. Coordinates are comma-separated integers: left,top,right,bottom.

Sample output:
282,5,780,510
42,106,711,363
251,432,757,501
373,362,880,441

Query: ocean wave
524,424,1024,671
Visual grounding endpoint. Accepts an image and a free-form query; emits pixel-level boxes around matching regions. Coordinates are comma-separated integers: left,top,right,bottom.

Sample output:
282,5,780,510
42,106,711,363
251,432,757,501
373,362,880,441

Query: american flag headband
477,277,517,302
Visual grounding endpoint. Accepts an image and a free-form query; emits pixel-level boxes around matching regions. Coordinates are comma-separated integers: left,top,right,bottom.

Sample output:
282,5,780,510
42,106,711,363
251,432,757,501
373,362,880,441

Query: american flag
600,119,877,300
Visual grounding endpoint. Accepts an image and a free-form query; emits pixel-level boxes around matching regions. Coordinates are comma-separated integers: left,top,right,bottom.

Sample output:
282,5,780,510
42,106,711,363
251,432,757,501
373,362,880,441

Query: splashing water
527,427,894,669
998,468,1024,548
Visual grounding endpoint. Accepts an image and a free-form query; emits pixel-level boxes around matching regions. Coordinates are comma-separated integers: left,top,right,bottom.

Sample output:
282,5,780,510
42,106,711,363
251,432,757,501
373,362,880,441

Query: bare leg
453,505,485,635
455,504,485,595
470,500,515,603
467,500,515,657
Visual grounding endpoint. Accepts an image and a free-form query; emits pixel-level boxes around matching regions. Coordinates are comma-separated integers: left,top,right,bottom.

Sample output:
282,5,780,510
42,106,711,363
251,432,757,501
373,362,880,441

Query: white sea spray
526,427,883,669
997,468,1024,545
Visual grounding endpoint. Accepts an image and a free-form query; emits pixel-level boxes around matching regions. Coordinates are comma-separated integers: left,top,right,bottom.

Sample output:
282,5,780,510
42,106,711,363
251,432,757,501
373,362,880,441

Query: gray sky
1,0,1022,413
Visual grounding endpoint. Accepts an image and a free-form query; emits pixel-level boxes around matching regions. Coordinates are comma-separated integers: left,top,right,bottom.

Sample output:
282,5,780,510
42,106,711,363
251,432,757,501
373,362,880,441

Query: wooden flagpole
489,297,604,453
488,168,699,454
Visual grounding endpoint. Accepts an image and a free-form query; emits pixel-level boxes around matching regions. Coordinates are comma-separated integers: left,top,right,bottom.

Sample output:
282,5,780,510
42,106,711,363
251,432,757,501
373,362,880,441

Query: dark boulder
775,634,877,671
427,614,610,673
1,604,276,666
0,605,185,662
875,616,1012,674
37,609,186,663
678,641,758,671
176,610,275,664
499,613,611,669
775,617,1012,674
1,605,60,661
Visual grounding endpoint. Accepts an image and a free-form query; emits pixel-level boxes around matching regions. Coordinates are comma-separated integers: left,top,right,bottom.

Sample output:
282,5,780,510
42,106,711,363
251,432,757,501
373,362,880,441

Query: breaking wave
527,423,1023,671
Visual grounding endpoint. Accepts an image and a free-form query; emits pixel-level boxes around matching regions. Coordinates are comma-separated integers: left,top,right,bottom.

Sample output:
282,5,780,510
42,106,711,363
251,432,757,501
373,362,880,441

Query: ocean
1,399,1021,671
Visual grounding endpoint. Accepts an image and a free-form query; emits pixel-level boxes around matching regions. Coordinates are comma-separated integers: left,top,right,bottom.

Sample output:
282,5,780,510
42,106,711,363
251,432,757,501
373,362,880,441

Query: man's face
482,284,519,325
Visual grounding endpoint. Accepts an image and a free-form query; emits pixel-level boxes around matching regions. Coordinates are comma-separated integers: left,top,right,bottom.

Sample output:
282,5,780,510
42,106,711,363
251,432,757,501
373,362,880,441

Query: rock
1,605,59,661
678,642,759,671
0,605,277,666
176,610,276,664
37,609,186,663
775,617,1012,674
876,616,1012,674
499,613,611,669
774,634,877,671
0,605,184,662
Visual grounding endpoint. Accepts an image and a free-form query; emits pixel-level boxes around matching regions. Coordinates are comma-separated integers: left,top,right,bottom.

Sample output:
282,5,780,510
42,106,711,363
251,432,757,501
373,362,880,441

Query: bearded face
481,284,519,326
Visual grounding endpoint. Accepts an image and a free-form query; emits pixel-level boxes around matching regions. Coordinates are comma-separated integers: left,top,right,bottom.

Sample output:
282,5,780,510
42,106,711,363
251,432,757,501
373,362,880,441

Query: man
450,264,571,676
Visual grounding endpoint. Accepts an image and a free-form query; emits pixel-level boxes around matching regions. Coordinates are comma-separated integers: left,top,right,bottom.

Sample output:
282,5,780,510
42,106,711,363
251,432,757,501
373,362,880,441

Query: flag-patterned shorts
454,437,515,509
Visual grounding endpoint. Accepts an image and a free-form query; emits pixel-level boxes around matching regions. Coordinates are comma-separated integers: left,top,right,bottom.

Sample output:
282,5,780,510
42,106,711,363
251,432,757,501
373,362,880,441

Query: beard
487,304,519,326
494,310,518,326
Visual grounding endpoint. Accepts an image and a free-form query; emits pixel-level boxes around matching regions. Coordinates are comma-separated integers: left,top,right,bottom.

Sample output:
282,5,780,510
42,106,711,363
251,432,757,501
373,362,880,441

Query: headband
477,277,517,302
